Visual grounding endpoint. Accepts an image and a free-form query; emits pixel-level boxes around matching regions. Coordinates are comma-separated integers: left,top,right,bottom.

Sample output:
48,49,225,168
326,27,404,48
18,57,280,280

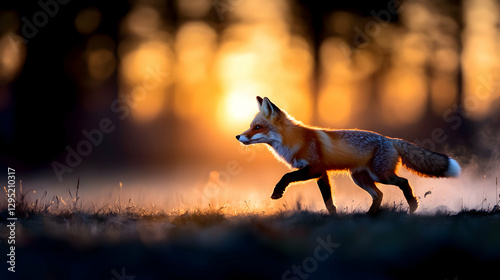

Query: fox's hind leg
369,145,418,213
317,172,337,215
379,173,418,213
351,170,383,215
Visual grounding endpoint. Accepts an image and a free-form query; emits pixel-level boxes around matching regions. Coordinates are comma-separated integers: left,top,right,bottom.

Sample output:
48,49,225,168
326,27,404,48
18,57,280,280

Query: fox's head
236,96,287,145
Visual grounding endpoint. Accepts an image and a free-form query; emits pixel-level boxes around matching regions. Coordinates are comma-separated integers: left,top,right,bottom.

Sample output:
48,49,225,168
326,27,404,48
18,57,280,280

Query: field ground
1,205,500,280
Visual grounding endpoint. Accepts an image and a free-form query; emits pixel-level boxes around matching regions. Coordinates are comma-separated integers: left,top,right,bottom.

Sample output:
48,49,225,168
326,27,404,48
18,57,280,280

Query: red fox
236,97,461,214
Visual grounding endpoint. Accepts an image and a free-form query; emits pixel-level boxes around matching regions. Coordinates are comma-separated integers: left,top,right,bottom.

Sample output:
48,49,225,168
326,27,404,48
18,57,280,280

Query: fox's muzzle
236,134,251,144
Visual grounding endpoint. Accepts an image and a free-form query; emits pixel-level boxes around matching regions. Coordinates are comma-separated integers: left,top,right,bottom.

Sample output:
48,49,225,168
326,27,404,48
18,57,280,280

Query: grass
1,182,500,280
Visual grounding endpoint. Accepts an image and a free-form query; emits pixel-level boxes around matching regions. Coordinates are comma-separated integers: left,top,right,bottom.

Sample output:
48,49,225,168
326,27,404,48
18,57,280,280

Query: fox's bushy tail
391,139,461,178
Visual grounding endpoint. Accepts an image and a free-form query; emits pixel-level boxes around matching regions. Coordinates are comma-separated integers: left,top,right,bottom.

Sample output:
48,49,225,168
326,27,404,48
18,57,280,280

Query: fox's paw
271,190,283,200
408,197,419,213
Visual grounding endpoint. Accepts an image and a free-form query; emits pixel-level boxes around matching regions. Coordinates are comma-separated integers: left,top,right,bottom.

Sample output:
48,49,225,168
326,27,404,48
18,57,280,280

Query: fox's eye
254,125,261,130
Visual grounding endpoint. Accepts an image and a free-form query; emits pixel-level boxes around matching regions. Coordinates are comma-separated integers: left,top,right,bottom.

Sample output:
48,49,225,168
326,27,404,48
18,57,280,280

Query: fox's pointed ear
256,96,263,107
261,97,281,119
268,98,282,115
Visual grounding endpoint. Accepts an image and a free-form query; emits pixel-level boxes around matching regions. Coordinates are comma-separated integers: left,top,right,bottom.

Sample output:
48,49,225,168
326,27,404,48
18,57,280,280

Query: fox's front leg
271,167,322,199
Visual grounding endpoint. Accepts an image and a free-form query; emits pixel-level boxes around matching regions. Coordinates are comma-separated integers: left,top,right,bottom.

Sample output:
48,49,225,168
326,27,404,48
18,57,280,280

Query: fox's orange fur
236,97,461,214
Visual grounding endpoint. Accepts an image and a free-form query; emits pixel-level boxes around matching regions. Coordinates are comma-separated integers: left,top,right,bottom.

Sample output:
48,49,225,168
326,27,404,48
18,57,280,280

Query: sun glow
221,85,261,132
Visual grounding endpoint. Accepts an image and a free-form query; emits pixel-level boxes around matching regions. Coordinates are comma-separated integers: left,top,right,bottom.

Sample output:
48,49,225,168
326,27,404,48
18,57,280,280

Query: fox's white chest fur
270,142,309,169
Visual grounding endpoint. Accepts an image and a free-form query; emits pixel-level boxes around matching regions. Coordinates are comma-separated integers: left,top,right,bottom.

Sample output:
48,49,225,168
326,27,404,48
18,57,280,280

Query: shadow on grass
1,182,500,280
